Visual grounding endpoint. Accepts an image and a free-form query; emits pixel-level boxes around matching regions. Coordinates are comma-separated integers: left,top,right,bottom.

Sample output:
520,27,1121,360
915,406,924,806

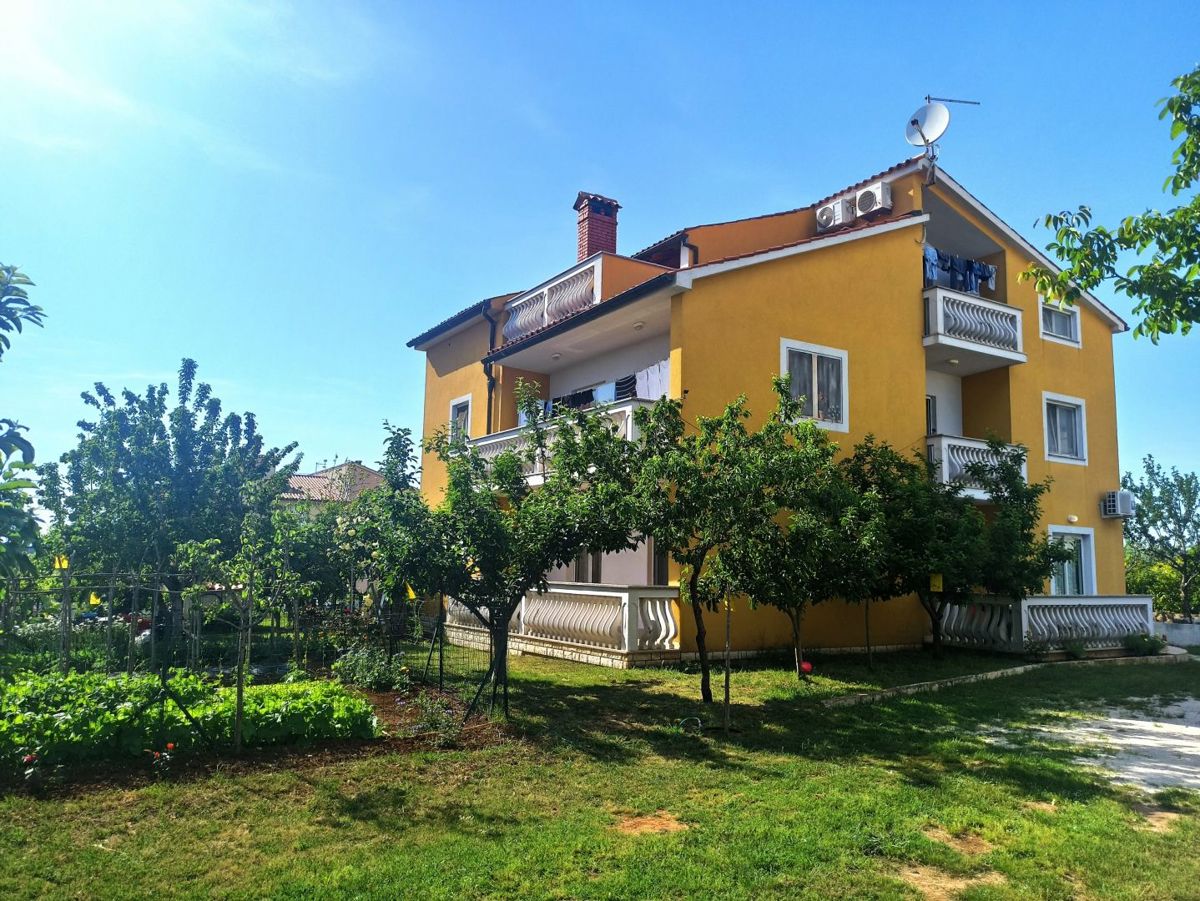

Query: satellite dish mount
905,95,978,184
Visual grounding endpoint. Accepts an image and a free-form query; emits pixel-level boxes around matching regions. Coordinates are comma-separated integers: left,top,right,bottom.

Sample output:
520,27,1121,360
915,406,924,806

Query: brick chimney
573,192,620,261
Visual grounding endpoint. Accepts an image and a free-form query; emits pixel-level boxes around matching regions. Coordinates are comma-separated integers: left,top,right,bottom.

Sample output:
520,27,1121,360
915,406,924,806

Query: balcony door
1049,526,1095,596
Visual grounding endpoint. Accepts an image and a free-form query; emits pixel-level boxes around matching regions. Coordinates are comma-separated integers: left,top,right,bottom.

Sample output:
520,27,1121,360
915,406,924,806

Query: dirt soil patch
898,865,1005,901
1022,800,1059,814
1130,802,1183,833
616,811,688,835
1041,697,1200,792
922,825,992,855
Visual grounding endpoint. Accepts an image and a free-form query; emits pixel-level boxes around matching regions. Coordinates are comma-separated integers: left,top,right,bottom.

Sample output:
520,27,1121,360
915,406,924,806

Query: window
574,548,603,584
1040,299,1081,346
1049,526,1095,596
925,395,938,436
651,540,670,586
780,339,849,432
1043,392,1087,464
449,395,471,441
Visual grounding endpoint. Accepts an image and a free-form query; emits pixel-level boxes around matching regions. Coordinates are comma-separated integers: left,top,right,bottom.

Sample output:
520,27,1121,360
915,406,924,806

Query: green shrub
1063,639,1088,660
0,670,378,776
1122,632,1167,657
331,646,410,692
410,694,461,749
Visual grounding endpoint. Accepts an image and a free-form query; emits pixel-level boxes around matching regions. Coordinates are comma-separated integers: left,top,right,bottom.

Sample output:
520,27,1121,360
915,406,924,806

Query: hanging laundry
614,373,637,401
593,381,616,404
923,245,939,285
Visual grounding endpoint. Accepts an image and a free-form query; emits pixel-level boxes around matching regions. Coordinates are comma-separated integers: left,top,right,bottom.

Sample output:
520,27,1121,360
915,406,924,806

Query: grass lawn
1,652,1197,899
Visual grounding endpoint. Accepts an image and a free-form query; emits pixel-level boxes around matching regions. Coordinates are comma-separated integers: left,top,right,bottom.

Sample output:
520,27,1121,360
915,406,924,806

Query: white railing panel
926,435,1028,495
941,595,1154,652
923,287,1023,354
503,262,597,343
522,586,625,649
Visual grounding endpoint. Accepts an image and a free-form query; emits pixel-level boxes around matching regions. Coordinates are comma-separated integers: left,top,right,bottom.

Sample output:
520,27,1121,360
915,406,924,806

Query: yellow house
408,157,1152,666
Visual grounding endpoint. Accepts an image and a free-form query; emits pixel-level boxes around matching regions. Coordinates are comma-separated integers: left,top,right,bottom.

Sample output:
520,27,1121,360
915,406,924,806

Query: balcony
503,260,599,344
468,399,653,483
926,434,1027,501
942,595,1154,653
443,583,681,668
923,286,1026,375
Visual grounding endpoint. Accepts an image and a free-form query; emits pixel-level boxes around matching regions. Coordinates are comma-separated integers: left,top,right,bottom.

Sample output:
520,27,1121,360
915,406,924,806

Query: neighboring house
281,461,384,510
408,157,1152,667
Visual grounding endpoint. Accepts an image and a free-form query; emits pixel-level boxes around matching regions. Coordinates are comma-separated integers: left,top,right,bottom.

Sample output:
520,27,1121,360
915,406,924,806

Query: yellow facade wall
671,223,932,651
599,254,670,299
927,182,1126,596
419,318,492,504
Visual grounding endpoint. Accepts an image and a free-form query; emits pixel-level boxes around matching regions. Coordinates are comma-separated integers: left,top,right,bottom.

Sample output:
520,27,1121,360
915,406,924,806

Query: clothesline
923,244,996,294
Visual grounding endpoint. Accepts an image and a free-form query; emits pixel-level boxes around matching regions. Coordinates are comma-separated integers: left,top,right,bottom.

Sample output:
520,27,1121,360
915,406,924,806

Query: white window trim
1047,525,1097,596
1038,295,1082,348
448,393,472,440
779,338,849,433
1042,391,1087,466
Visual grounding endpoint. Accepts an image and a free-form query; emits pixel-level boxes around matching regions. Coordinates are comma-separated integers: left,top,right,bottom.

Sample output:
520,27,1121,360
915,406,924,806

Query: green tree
633,391,794,703
1,264,46,580
1125,545,1181,618
711,379,877,679
969,442,1067,606
0,265,44,362
422,388,637,716
1023,65,1200,340
842,438,986,654
1122,455,1200,622
39,359,298,587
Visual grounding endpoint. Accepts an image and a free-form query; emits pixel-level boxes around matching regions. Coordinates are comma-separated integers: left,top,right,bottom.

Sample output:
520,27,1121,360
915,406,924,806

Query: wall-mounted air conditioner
815,198,854,232
1100,489,1135,519
855,181,893,217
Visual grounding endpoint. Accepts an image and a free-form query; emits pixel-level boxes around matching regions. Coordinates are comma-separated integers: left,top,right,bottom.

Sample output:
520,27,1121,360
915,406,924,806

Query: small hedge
1,670,378,776
332,646,411,692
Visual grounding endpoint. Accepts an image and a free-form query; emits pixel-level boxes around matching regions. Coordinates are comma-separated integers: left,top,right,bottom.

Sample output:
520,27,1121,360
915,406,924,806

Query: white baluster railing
502,261,598,343
926,435,1028,500
923,287,1023,354
940,596,1154,652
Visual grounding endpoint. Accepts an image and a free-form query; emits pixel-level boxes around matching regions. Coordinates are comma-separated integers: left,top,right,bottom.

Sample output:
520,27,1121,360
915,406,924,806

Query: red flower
21,754,36,765
166,743,175,751
800,661,814,674
153,752,161,759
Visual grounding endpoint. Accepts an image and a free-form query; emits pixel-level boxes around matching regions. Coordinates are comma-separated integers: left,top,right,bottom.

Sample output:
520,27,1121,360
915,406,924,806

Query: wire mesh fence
1,571,494,705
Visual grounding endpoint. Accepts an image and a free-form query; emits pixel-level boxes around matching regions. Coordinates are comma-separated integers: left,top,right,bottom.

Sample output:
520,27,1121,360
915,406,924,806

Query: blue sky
4,0,1198,476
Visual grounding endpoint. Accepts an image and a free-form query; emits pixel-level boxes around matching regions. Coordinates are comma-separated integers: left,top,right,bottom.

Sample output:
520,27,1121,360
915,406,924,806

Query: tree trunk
490,624,510,718
688,563,713,704
723,598,731,734
1181,574,1194,624
788,609,806,680
919,594,944,657
863,601,874,670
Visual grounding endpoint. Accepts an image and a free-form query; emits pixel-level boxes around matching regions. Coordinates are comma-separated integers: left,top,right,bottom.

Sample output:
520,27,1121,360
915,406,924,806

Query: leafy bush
1122,632,1167,657
1063,639,1088,660
410,694,461,749
331,646,410,692
0,670,377,776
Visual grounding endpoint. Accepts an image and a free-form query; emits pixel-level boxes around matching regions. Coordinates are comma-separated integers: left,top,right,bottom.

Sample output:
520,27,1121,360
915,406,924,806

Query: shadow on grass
507,657,1200,808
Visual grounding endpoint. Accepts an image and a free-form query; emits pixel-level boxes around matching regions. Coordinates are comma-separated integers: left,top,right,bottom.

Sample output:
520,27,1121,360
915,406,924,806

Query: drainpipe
482,303,498,433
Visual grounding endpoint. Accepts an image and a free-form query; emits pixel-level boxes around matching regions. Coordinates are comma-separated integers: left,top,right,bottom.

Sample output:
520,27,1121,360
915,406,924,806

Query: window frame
779,338,850,433
1047,525,1096,596
1042,391,1088,465
448,393,472,442
1038,296,1082,348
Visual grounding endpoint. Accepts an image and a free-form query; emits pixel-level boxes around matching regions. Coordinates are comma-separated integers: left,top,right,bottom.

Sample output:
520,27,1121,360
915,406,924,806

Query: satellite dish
906,101,950,148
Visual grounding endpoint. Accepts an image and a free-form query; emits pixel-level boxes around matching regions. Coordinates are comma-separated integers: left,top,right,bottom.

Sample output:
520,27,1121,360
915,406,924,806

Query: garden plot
1042,697,1200,792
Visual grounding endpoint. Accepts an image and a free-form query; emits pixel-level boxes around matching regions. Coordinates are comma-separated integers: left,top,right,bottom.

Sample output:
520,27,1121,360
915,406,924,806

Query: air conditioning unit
815,198,855,232
855,181,893,217
1100,489,1135,519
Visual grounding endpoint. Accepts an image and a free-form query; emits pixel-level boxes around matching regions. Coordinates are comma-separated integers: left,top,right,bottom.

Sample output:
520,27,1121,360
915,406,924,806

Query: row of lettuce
1,662,397,779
